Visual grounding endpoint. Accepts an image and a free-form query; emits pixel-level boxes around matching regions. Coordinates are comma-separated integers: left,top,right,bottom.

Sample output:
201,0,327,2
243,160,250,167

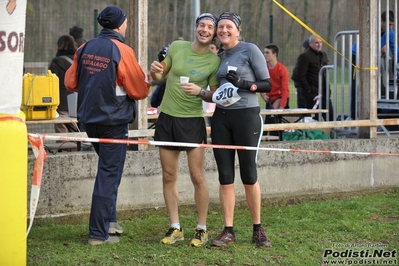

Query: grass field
27,189,398,266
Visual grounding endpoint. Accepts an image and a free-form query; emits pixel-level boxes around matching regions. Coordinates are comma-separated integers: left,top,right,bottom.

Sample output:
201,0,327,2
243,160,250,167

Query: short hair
309,35,321,45
381,10,394,23
265,44,279,57
69,26,83,40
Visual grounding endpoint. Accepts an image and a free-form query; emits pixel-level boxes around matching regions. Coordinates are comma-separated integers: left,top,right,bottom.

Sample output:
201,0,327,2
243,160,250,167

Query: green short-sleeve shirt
159,41,220,118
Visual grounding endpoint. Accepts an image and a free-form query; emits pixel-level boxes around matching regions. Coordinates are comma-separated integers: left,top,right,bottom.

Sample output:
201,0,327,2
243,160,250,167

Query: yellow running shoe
189,228,209,247
160,227,184,244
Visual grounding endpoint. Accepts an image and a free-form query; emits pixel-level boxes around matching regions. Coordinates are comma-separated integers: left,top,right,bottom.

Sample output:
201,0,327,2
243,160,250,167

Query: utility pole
358,0,378,138
191,0,200,40
128,0,149,150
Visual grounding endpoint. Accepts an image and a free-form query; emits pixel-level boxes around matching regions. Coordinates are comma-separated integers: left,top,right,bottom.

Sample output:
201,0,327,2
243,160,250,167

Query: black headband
195,13,218,28
218,12,241,28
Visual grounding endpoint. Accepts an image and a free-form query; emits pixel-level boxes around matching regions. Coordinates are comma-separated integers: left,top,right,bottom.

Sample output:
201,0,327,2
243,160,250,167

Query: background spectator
69,26,87,47
291,38,310,108
293,35,334,121
48,35,79,133
261,44,290,110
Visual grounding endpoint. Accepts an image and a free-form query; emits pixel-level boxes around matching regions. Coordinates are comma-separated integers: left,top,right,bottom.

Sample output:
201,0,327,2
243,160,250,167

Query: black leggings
211,106,263,185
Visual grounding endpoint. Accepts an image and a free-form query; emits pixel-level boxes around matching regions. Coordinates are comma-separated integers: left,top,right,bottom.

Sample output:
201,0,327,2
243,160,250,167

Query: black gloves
157,46,169,62
225,70,244,88
157,49,167,62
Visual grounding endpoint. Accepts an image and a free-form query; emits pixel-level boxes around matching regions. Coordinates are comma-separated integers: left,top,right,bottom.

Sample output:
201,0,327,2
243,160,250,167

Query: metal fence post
93,9,98,38
269,15,273,43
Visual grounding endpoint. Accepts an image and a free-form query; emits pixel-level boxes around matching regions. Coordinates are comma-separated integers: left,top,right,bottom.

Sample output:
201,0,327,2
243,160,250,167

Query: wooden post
128,0,149,150
358,0,378,138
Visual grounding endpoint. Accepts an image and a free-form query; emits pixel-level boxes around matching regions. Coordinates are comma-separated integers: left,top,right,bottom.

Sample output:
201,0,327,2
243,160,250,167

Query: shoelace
217,230,232,241
165,227,178,236
194,229,205,240
255,229,268,242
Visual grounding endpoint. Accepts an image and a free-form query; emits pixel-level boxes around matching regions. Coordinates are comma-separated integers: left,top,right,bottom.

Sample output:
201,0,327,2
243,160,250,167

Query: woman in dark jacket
48,35,79,133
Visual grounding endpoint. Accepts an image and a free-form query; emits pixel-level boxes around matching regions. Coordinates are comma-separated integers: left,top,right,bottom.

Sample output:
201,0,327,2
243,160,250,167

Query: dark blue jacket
65,29,150,125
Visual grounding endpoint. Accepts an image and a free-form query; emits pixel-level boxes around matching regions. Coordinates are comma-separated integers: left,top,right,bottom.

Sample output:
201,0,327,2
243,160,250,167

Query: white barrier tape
28,133,399,157
27,134,46,236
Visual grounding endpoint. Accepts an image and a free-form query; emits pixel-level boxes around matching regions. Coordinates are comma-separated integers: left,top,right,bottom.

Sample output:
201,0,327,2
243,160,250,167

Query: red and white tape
25,132,399,234
28,133,399,157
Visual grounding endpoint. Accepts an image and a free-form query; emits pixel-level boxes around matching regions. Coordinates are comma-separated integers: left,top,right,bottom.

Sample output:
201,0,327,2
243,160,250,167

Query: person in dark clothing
150,80,166,107
149,44,169,108
150,37,184,108
292,35,334,121
291,38,310,108
48,35,79,133
69,26,87,47
65,6,150,246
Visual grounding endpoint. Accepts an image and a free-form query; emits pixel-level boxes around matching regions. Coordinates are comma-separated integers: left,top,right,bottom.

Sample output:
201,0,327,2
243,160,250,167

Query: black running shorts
154,112,207,151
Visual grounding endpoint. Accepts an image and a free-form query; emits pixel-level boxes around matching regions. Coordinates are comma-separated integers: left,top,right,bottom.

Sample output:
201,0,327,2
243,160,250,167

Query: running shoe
211,230,236,247
160,227,184,244
252,227,271,247
88,236,119,246
189,228,209,247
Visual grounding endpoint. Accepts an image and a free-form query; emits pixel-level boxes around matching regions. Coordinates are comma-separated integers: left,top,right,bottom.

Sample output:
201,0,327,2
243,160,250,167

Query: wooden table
25,115,78,125
260,108,328,123
260,108,329,140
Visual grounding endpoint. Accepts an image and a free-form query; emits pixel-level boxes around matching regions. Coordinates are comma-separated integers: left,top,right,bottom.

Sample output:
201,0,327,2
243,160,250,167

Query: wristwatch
197,89,206,97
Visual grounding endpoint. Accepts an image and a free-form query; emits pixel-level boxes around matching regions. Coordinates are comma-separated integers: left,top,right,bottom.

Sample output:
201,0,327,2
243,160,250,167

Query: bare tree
24,0,361,71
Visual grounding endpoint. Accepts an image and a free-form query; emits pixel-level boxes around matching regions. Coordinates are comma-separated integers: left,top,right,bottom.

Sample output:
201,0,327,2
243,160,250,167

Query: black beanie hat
97,6,126,29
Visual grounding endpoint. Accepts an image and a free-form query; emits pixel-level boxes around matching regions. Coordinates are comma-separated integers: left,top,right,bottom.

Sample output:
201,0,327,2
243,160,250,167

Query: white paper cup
180,76,190,84
227,66,237,72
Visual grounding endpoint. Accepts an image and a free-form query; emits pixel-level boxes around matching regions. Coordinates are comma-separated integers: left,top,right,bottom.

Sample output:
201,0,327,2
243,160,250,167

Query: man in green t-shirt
150,13,220,247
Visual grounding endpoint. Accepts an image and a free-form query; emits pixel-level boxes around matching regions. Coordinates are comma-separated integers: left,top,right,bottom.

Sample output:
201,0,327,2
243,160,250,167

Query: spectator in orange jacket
261,44,290,137
260,44,290,110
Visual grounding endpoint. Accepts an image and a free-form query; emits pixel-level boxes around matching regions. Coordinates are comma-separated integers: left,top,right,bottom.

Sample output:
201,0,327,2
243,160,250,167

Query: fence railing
323,3,399,138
